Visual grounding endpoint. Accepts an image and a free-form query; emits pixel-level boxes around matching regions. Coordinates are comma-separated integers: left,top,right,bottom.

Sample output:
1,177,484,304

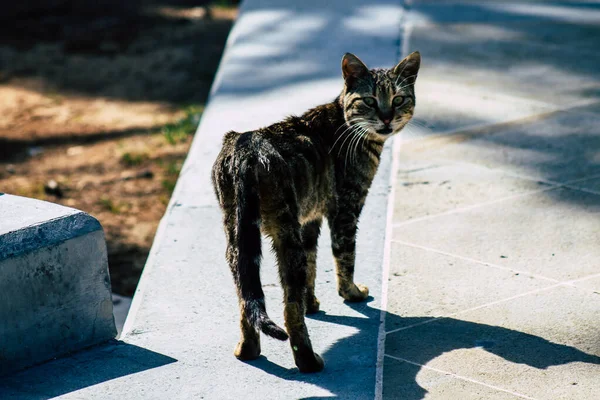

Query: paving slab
393,159,552,223
385,243,554,332
405,4,600,109
418,104,600,183
383,355,524,400
565,176,600,195
393,187,600,282
407,1,600,26
385,285,600,400
383,1,600,399
572,275,600,294
405,79,557,141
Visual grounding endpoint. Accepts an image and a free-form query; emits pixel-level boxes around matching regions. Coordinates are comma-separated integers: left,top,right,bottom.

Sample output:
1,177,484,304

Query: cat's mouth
376,127,393,135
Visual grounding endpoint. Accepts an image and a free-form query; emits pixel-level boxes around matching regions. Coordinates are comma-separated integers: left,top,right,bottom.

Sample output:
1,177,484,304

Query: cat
211,51,420,373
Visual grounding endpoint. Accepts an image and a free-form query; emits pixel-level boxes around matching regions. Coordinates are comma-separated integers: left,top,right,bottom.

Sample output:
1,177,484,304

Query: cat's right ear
342,53,369,84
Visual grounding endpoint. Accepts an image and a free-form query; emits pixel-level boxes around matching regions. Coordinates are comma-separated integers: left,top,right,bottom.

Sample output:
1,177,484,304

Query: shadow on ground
241,301,599,399
0,1,234,104
0,341,177,399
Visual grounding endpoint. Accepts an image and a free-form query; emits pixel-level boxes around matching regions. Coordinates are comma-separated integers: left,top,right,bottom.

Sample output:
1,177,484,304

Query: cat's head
340,52,420,141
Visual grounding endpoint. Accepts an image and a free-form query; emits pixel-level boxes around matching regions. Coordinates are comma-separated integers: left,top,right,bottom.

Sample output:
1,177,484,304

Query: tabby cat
212,51,420,373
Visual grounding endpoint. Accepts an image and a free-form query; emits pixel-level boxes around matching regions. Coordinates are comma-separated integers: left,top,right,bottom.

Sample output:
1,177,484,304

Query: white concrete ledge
0,194,116,376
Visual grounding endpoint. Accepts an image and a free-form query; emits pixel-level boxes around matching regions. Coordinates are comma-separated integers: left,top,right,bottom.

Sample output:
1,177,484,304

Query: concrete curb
0,194,116,375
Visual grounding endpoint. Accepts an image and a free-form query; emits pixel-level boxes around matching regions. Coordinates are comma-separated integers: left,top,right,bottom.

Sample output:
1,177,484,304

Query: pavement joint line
436,159,600,196
390,240,562,284
400,96,600,150
389,239,599,296
565,272,600,284
374,112,404,400
392,185,560,228
559,171,600,185
399,107,563,147
375,7,411,391
383,354,539,400
392,169,600,229
562,185,600,197
385,283,563,336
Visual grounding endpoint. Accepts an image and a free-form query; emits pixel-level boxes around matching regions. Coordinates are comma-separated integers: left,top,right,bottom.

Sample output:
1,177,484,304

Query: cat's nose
382,118,391,126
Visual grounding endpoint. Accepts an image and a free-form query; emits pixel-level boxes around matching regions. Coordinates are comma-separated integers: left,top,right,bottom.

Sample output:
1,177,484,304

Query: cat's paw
305,296,321,314
339,283,369,302
234,339,261,361
296,352,324,373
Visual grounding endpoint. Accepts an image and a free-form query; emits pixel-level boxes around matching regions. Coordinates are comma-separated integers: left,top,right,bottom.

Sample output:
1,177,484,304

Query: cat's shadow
243,300,600,400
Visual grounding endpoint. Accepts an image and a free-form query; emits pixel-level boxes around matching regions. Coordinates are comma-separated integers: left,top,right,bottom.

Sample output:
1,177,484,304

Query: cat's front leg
330,212,369,302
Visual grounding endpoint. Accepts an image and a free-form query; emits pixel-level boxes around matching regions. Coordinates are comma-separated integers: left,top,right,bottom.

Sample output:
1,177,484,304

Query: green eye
363,97,376,107
393,96,404,107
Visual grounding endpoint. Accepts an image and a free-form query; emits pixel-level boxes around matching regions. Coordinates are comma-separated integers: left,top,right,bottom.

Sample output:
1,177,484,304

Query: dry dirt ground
0,2,237,295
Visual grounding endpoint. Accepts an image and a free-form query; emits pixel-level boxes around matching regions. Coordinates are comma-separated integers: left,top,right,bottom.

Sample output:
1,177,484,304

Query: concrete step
0,194,115,376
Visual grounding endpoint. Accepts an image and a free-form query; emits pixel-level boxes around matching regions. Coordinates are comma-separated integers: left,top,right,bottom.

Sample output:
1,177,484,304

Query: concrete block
0,194,116,375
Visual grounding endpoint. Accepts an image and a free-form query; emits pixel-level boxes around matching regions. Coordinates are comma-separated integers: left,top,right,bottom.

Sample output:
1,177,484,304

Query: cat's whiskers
333,124,361,159
329,118,365,154
333,118,368,154
342,122,369,171
351,126,370,165
348,123,371,166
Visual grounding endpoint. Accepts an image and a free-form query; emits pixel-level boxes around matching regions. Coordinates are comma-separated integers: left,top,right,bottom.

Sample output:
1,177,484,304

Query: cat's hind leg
222,207,262,360
301,219,322,314
266,208,324,373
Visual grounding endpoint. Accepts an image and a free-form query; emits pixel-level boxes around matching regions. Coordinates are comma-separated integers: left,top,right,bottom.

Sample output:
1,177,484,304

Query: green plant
162,178,177,194
121,151,149,166
162,105,203,145
98,196,123,214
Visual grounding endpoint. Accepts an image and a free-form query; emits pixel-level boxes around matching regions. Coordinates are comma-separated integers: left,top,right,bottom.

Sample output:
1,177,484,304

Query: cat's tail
236,158,289,341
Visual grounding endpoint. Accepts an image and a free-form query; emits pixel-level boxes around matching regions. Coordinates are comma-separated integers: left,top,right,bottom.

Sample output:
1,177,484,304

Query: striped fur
211,52,420,373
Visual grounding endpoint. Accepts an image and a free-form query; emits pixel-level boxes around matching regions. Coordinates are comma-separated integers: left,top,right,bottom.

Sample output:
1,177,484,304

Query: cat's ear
342,53,369,83
392,51,421,86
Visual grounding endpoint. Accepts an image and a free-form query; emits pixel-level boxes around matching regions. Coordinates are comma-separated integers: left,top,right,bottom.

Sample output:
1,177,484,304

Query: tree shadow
0,0,234,104
0,340,177,399
240,301,599,399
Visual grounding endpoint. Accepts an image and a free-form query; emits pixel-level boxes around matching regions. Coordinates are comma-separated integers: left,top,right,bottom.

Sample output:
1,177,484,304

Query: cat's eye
363,97,376,107
392,96,404,107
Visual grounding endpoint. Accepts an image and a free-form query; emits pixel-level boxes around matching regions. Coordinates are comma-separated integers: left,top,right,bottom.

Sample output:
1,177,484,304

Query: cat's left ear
342,53,369,83
392,51,421,86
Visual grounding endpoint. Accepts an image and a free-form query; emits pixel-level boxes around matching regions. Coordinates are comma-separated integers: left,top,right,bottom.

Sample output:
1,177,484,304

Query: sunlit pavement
1,1,599,399
383,1,600,398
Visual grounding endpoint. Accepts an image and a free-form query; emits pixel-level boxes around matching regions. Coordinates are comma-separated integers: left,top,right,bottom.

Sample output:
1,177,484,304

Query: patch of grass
164,160,182,176
121,151,149,166
162,105,203,145
160,160,183,196
15,183,45,199
98,196,124,214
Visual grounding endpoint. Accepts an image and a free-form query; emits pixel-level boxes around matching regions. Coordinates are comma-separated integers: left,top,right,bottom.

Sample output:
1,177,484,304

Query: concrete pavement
1,1,599,399
382,1,600,399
